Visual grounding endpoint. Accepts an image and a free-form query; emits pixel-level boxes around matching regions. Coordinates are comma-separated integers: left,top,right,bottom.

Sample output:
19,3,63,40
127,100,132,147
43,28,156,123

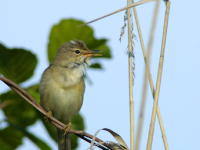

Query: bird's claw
63,119,71,135
45,111,52,122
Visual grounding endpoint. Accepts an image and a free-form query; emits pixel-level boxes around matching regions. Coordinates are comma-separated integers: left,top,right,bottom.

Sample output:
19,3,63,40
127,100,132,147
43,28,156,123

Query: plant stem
78,0,156,27
156,2,170,149
146,1,170,150
131,0,169,150
127,0,134,149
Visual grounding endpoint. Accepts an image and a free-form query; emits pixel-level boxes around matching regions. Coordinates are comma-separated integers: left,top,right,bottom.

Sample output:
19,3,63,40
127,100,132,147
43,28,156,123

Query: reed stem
127,0,134,149
132,0,170,150
146,1,170,150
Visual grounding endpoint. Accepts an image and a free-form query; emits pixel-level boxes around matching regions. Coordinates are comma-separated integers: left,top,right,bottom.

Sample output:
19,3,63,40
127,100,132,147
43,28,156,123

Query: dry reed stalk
132,0,160,150
146,1,170,150
127,1,134,150
131,0,169,150
78,0,156,27
76,1,169,149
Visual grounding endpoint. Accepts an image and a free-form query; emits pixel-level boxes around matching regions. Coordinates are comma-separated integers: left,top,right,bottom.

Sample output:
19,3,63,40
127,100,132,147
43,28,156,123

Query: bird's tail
57,128,71,150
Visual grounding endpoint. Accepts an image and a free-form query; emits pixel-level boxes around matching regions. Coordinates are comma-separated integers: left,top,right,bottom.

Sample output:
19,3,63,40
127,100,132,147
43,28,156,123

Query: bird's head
51,39,101,69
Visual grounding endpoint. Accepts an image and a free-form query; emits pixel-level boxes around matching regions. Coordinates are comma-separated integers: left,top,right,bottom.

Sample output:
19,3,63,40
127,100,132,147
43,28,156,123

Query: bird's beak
83,50,102,57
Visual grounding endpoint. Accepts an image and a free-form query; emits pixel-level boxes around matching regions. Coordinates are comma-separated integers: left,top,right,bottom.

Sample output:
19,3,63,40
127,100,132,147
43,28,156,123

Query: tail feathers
57,128,71,150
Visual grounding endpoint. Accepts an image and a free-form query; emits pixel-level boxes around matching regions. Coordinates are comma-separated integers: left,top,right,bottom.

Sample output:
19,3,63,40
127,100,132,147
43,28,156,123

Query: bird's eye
75,50,80,54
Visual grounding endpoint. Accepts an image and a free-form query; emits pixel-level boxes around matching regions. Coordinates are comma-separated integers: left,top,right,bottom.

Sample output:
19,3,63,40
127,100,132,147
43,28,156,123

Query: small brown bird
40,40,101,150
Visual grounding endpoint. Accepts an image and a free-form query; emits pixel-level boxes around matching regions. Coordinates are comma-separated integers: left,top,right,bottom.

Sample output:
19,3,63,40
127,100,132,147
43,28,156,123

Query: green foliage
0,90,38,127
90,63,103,69
0,18,112,149
0,126,24,150
0,120,51,150
26,84,40,103
0,43,37,84
8,120,51,150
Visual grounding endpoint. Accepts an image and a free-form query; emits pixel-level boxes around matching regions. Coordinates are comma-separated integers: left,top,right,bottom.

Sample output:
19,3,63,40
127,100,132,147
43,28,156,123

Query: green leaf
0,126,24,150
0,43,37,84
0,90,38,127
47,19,112,64
7,120,51,150
26,84,40,104
90,63,103,69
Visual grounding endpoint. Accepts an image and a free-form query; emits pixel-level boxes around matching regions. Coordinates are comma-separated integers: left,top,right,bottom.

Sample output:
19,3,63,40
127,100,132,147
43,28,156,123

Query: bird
39,39,101,150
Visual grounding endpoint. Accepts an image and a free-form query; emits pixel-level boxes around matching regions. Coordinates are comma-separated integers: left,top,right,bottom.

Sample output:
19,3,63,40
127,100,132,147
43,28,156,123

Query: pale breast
40,66,85,124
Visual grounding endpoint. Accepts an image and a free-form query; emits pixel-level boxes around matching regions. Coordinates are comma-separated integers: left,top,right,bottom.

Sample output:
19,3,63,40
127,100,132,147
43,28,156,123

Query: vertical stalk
146,1,170,150
131,0,170,150
127,0,134,149
133,0,160,149
156,2,170,149
132,0,149,148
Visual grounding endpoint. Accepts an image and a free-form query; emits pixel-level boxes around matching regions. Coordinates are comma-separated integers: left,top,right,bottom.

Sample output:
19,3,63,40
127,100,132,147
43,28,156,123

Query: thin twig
127,0,134,150
1,77,42,109
78,0,156,27
146,1,170,150
0,76,114,150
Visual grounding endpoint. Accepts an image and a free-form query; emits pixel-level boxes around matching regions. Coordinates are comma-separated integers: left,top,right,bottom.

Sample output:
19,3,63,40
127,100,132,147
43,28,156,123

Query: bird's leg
63,118,71,135
45,111,52,122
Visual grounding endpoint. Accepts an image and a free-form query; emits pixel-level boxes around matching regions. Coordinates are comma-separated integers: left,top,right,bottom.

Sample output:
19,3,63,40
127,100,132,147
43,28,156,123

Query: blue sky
0,0,200,150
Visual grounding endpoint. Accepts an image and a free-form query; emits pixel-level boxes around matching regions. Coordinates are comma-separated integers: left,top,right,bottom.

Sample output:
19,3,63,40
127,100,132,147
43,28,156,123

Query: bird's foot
63,119,71,135
45,111,52,122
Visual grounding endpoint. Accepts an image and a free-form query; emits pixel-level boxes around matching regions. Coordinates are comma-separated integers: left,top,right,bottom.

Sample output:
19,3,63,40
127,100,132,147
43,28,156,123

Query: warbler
40,39,101,150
